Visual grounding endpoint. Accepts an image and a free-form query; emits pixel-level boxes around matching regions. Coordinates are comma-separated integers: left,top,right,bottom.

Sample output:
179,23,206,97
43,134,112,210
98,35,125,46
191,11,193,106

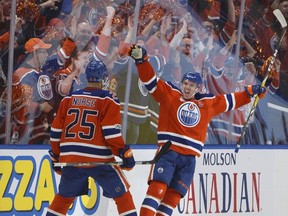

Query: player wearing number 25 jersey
46,60,137,216
50,88,125,163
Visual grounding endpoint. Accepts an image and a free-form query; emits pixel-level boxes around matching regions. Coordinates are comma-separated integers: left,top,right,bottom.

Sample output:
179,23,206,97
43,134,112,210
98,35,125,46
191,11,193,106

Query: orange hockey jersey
136,61,251,157
50,87,126,163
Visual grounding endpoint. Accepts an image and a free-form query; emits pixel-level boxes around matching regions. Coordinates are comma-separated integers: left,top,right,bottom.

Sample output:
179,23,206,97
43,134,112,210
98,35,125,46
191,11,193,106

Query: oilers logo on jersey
38,75,53,100
177,102,201,127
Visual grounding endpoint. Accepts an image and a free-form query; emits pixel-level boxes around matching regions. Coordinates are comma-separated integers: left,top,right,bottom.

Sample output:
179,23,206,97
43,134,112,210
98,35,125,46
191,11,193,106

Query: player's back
61,88,113,145
51,86,125,163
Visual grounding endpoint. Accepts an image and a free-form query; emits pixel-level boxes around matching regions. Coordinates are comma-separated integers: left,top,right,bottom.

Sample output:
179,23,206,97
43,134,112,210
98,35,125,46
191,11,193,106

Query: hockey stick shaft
54,140,172,167
235,9,287,153
236,49,281,151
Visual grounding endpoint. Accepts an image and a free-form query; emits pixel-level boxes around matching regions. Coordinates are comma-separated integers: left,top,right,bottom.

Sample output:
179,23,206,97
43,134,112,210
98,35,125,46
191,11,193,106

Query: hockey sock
156,188,181,216
46,194,75,215
140,180,167,216
113,191,137,216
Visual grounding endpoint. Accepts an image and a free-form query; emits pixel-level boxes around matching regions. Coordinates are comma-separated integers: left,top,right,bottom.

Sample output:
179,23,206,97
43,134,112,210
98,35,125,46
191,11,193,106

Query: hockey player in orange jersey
46,60,137,216
129,45,267,216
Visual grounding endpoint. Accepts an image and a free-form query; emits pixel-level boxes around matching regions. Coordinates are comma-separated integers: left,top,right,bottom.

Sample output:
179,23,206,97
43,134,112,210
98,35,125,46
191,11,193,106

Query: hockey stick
235,9,287,153
54,140,172,167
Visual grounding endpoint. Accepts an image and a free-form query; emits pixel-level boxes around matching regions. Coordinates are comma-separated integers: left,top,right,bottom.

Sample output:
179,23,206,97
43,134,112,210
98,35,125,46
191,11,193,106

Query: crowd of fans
0,0,288,145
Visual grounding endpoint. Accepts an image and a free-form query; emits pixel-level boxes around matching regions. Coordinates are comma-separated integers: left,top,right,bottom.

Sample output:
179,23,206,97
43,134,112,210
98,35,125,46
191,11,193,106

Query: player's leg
46,167,89,215
93,165,137,215
113,190,137,216
155,188,181,216
46,194,75,216
140,180,167,216
140,149,178,216
156,154,196,216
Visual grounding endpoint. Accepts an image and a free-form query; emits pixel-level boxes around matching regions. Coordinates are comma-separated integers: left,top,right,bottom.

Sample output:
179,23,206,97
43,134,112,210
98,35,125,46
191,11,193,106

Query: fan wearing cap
9,36,76,144
46,60,137,216
128,45,267,216
24,38,53,67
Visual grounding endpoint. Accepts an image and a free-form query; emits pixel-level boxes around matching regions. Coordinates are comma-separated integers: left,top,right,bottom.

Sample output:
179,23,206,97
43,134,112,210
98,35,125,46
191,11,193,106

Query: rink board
0,145,288,216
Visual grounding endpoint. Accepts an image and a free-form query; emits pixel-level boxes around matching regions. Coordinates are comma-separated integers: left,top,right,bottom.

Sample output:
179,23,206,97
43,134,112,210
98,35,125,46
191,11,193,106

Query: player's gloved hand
48,149,61,175
245,85,267,99
119,145,135,171
128,44,148,64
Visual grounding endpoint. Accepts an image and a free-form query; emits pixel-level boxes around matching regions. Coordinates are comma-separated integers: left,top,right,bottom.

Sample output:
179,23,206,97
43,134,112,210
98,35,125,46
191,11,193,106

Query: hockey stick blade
54,141,172,167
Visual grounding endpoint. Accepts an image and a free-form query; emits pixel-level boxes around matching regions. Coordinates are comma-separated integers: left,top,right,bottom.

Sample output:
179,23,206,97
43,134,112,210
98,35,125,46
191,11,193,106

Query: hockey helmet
85,60,108,83
182,72,203,85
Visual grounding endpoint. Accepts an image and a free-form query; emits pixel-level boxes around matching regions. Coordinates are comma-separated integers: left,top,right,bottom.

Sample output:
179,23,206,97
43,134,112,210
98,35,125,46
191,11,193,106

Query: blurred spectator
250,0,288,100
54,6,116,96
113,14,169,144
0,36,75,144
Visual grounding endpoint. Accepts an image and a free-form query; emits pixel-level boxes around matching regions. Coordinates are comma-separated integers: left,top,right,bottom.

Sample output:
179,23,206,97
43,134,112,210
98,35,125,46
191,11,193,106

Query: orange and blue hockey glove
128,44,148,64
48,149,61,175
119,145,135,171
245,85,267,99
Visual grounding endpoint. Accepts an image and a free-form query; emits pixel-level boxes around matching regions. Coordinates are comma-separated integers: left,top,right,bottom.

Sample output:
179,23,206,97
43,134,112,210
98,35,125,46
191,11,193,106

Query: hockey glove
119,145,135,171
128,44,148,64
48,149,61,175
245,85,267,99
